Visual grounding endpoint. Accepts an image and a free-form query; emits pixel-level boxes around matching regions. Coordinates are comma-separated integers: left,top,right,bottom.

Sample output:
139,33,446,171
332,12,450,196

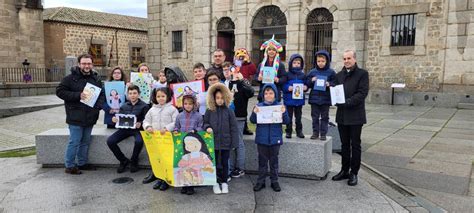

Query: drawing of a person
294,85,301,98
109,89,122,112
176,133,213,186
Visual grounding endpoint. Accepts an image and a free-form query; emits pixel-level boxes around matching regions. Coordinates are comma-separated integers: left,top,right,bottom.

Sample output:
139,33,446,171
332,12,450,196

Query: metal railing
0,68,65,83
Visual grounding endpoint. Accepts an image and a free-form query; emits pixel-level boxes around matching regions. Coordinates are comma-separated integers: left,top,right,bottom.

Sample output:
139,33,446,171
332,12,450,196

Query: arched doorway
305,8,333,71
251,5,287,65
216,17,235,62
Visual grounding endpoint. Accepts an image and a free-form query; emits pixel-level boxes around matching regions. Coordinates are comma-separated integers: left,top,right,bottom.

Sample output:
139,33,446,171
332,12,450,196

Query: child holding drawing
305,50,336,141
173,95,203,195
281,54,307,139
142,87,179,191
250,84,289,192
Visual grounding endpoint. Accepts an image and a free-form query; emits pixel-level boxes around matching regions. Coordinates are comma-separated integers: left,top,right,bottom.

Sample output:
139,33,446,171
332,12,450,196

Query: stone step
36,128,331,179
457,103,474,109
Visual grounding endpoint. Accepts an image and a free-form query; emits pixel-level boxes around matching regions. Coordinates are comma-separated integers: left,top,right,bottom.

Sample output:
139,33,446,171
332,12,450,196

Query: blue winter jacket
305,50,336,105
250,84,290,146
282,54,306,106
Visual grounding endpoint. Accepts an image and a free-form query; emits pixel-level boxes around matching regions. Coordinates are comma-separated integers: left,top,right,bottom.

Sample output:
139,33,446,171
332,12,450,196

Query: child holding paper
305,50,336,140
142,87,179,191
255,36,286,102
282,54,307,139
250,84,289,192
107,85,150,173
173,95,203,195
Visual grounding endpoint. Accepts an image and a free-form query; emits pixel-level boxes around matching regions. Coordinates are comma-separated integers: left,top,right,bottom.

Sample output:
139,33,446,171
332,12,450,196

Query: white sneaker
221,183,229,194
213,184,222,194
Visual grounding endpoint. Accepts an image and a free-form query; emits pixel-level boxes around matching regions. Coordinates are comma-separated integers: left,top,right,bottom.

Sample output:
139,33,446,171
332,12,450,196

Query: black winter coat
56,66,105,127
203,106,239,150
335,64,369,125
228,79,254,118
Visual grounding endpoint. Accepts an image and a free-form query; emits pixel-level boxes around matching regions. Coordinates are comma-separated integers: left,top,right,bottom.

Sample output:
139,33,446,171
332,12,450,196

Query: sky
43,0,147,18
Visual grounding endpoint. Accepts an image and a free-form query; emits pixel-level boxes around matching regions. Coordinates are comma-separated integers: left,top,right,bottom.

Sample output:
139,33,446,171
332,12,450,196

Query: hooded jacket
282,54,306,106
250,84,290,146
174,95,203,132
203,83,239,150
56,66,104,127
305,50,336,105
143,102,179,131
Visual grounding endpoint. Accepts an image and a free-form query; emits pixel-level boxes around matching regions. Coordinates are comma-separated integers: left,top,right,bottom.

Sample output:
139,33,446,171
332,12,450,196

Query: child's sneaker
320,135,327,141
213,184,222,194
230,169,245,178
310,133,319,140
221,183,229,194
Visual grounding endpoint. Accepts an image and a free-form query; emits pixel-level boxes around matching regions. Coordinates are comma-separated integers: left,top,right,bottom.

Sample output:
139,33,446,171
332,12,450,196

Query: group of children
102,36,337,195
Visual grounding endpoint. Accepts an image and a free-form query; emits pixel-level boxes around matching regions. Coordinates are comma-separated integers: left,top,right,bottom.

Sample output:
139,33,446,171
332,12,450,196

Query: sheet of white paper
256,105,283,124
330,84,346,106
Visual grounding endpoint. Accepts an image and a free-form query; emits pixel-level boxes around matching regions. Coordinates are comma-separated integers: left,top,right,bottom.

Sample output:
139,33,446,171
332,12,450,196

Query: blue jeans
107,129,144,163
65,125,93,168
230,120,246,171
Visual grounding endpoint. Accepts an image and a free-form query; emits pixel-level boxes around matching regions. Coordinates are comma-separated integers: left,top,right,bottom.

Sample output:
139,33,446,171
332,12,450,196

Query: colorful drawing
170,80,205,108
80,83,101,107
292,83,304,99
141,131,217,187
130,72,154,103
262,66,276,84
105,81,125,111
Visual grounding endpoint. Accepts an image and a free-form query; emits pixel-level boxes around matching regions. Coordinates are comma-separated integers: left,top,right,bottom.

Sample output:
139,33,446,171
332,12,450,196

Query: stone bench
36,128,331,179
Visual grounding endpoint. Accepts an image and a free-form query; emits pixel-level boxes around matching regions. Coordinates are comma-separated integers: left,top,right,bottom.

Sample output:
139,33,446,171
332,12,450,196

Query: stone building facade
147,0,474,106
43,7,148,72
0,0,45,68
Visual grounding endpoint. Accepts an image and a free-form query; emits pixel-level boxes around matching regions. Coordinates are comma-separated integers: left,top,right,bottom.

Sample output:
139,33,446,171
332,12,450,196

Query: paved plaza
0,95,473,211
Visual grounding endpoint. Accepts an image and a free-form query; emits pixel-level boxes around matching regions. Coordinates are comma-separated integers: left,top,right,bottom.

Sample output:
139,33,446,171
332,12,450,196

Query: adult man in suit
331,50,369,186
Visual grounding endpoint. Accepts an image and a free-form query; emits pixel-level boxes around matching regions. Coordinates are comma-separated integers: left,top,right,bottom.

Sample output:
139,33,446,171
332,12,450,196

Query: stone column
192,0,212,65
147,0,162,70
234,0,249,50
286,1,303,59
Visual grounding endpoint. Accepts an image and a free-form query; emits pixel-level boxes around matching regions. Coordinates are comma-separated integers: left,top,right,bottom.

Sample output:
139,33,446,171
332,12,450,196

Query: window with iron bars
391,14,416,47
131,47,144,67
172,31,183,52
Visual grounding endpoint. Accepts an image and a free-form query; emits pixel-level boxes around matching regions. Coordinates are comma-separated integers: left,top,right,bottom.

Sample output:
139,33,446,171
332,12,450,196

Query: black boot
117,159,129,173
159,181,169,191
348,173,358,186
331,170,350,181
253,183,265,191
143,173,158,184
296,132,305,138
153,179,163,190
130,161,139,173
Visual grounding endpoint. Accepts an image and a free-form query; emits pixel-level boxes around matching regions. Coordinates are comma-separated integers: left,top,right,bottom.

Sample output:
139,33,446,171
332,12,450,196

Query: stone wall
148,0,370,78
443,0,474,93
366,0,474,94
44,22,148,72
0,0,45,68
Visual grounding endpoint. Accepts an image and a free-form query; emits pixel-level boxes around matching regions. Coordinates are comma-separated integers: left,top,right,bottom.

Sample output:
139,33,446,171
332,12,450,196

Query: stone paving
0,156,408,212
0,95,473,211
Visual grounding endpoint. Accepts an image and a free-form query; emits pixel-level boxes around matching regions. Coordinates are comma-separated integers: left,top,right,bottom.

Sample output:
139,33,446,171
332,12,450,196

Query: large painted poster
170,80,205,109
130,72,154,104
141,131,217,187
